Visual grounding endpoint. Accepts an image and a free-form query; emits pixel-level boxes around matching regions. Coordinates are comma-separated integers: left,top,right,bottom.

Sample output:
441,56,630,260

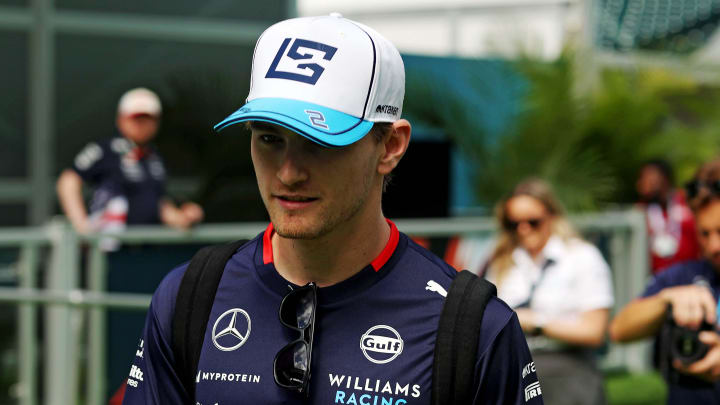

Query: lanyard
646,196,682,239
516,258,555,309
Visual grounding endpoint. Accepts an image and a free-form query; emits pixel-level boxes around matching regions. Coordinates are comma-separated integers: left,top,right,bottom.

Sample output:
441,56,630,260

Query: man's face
117,113,159,145
696,200,720,269
250,123,382,240
636,166,668,203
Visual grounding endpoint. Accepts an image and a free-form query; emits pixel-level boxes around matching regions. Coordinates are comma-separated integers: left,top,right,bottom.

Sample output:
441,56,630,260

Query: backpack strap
172,240,247,402
432,270,497,405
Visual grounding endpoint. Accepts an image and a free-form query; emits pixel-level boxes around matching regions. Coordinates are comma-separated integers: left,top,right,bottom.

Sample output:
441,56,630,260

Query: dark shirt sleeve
641,264,687,298
473,311,544,405
122,266,190,404
71,141,109,184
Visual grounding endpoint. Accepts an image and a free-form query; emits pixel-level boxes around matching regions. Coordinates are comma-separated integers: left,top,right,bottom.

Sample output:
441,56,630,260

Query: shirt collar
262,219,399,270
542,235,566,263
256,219,405,304
512,235,566,267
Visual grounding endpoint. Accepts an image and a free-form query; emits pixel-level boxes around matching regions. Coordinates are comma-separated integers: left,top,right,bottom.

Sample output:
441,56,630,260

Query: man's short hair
689,158,720,212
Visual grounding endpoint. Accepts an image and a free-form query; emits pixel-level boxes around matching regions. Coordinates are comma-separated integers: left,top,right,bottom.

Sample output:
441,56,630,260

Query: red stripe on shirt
371,219,399,272
263,223,274,265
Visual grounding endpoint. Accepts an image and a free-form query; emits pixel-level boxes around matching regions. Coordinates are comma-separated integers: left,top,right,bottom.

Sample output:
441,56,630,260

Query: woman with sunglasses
482,178,614,405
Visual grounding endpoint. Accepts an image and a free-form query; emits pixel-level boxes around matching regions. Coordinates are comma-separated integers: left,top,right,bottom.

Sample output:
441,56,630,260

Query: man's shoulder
669,258,708,271
477,296,517,355
150,262,188,319
72,138,118,173
81,136,128,156
401,233,463,280
106,137,133,154
657,260,711,283
643,260,712,297
150,238,261,322
400,235,516,348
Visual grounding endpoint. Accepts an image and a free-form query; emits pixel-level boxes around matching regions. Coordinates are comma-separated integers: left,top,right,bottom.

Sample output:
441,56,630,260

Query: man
57,87,204,239
635,159,699,274
610,159,720,403
122,14,542,404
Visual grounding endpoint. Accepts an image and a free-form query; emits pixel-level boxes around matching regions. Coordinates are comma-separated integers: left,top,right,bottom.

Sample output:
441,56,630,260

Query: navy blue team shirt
642,259,720,404
72,136,166,225
123,220,544,404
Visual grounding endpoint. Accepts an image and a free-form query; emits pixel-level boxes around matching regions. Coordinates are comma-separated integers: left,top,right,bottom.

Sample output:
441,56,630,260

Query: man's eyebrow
248,121,281,133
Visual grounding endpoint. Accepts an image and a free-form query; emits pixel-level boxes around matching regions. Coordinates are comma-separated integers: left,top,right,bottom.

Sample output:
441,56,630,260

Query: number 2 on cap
304,110,329,130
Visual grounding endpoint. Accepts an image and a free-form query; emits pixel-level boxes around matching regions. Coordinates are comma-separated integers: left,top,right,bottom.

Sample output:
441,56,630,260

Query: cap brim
213,98,373,147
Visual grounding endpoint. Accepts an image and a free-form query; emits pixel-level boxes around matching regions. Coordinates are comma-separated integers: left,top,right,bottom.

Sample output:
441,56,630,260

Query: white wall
298,0,585,59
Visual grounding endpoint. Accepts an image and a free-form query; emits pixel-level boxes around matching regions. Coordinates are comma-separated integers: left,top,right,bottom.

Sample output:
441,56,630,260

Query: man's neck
271,213,391,287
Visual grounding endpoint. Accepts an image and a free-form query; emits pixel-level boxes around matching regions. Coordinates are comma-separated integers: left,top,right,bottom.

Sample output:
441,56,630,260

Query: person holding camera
610,159,720,403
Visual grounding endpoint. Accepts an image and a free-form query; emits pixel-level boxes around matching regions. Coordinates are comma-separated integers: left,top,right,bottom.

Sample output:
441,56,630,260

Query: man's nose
277,148,309,186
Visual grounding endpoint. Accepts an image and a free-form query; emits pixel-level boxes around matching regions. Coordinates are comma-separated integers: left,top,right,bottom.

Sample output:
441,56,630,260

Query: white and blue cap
214,13,405,147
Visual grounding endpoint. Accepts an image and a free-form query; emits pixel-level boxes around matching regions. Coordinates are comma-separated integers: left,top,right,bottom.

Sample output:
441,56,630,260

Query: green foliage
605,371,666,405
406,52,720,211
475,54,615,211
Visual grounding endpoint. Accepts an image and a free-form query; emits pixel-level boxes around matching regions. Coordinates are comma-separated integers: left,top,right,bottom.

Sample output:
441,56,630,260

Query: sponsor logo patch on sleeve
127,365,144,388
522,361,536,379
524,381,542,402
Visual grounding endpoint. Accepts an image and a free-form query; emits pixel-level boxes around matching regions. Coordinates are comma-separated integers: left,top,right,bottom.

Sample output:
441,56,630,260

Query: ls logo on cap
266,38,338,85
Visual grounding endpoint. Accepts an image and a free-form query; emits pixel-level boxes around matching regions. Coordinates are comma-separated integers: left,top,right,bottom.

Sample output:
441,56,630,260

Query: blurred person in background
636,159,700,274
610,159,720,404
56,87,204,239
481,178,614,405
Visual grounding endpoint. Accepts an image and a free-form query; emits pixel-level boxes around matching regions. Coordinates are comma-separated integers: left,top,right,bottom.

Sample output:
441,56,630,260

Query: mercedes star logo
211,308,251,352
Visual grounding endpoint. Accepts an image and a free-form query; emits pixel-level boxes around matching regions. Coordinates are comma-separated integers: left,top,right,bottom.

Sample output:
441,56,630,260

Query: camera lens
671,327,709,365
675,331,700,356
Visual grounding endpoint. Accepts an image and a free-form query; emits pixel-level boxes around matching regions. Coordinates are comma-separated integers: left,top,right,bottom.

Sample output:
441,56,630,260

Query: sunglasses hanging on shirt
274,282,317,396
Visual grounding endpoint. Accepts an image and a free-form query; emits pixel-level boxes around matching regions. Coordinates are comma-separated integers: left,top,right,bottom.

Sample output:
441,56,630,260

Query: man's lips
273,194,318,209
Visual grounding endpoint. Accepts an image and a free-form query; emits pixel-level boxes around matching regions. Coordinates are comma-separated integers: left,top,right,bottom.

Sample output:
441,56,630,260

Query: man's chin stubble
275,227,322,240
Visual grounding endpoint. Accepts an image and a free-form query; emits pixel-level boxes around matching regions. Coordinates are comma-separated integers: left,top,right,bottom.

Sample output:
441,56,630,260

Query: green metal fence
0,210,649,405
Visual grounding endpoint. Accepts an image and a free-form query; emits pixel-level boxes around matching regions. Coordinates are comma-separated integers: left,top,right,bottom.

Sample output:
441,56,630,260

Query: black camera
659,306,714,367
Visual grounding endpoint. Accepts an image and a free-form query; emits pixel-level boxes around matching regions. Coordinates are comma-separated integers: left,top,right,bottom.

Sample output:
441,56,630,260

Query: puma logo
426,280,447,297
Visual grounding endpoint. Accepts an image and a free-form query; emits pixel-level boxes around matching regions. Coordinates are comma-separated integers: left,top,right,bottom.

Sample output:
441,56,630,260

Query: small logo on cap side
266,38,338,85
375,105,399,116
304,110,329,130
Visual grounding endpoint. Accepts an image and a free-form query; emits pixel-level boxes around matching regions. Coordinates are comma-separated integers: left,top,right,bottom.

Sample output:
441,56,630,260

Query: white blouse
485,236,614,325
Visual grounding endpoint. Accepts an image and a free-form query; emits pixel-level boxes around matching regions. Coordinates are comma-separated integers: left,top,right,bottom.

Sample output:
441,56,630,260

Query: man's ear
378,119,411,176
